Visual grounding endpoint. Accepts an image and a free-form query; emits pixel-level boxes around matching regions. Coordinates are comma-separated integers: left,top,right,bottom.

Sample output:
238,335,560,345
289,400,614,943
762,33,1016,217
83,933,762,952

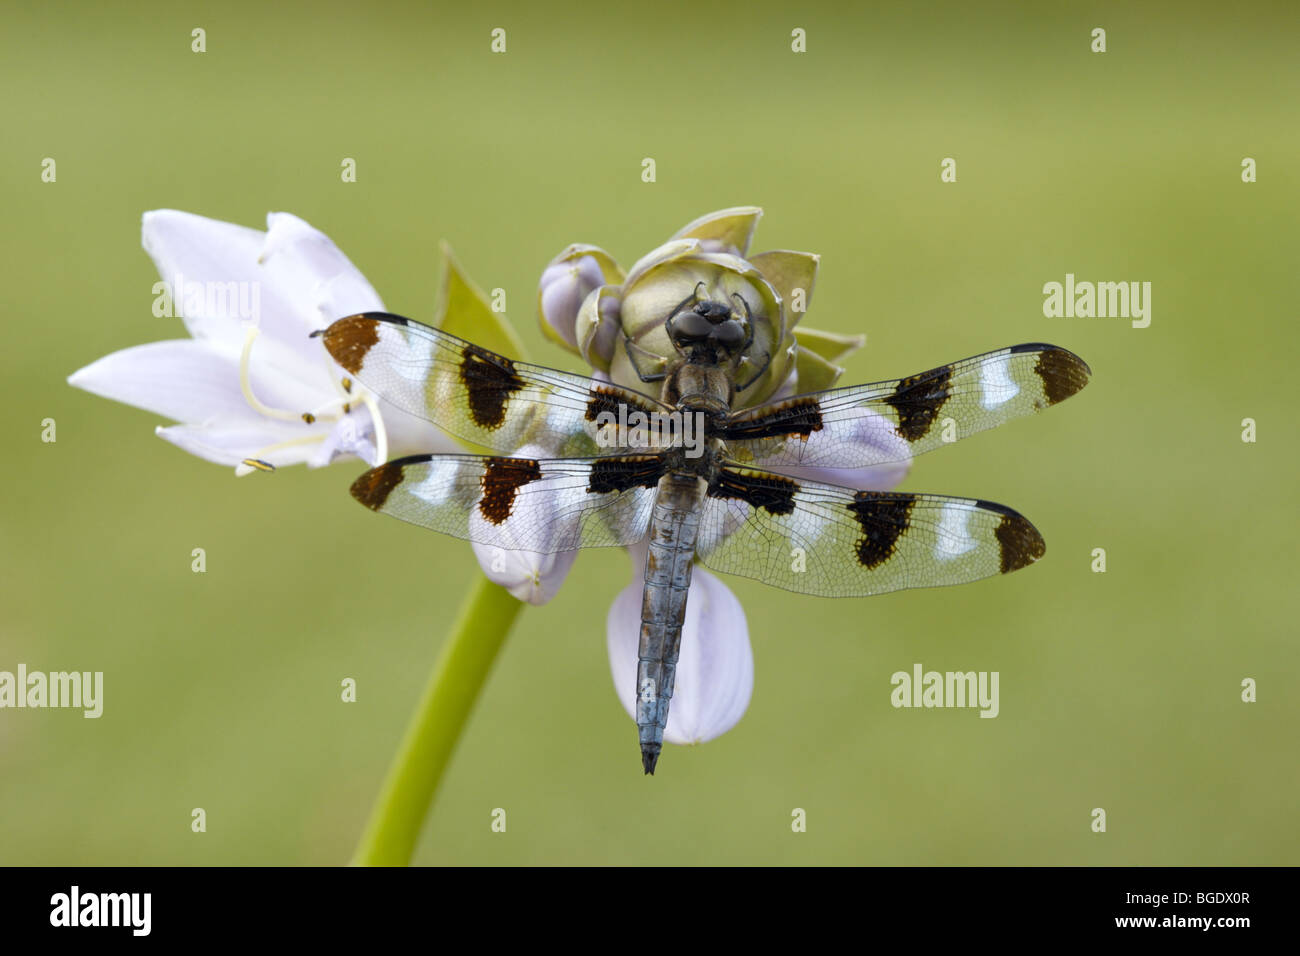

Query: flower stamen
235,458,276,476
357,389,389,464
233,320,389,475
239,323,307,423
239,324,388,460
232,433,326,477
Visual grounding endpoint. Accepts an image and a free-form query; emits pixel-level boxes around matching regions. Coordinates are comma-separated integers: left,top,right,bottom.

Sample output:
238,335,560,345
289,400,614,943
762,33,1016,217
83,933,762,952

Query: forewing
348,453,663,554
695,464,1046,597
721,344,1090,470
317,312,673,457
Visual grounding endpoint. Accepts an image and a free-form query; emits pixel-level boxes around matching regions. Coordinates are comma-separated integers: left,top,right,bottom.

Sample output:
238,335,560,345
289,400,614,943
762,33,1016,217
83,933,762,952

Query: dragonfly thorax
660,359,735,416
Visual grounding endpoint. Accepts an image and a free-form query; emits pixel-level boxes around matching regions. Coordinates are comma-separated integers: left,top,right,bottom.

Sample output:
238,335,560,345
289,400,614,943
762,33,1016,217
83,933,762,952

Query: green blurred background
2,0,1296,865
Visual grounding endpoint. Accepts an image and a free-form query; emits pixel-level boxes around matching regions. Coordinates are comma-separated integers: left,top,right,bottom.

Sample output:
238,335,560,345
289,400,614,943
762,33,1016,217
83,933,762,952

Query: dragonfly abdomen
636,472,706,775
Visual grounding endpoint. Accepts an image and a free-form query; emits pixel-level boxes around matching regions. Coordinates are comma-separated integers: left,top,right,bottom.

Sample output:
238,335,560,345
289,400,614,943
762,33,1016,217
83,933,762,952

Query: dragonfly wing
695,463,1045,597
348,452,665,553
721,344,1090,470
317,312,673,457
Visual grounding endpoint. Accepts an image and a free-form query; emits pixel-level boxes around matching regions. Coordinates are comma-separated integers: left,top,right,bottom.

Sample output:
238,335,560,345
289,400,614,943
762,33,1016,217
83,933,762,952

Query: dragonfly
315,286,1089,774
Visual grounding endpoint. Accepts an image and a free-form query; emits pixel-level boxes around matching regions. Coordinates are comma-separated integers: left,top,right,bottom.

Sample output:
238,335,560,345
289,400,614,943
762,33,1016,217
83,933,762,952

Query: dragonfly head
665,282,753,365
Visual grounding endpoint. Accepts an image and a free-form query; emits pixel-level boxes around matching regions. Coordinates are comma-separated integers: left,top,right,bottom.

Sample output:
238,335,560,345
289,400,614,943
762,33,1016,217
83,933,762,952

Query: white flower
68,209,454,473
69,209,579,604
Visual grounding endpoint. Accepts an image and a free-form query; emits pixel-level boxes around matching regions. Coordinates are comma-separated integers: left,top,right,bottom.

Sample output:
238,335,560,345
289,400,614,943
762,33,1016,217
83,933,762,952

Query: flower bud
574,285,623,371
537,244,624,353
611,251,788,404
537,208,847,411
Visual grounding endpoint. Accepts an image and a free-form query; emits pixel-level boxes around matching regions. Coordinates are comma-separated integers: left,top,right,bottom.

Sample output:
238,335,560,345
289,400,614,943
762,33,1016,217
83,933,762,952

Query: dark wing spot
479,457,542,525
585,386,668,433
585,387,625,422
461,344,525,430
983,504,1046,573
721,398,824,442
886,365,952,442
1032,346,1091,406
320,315,381,375
588,455,666,494
847,493,914,570
351,462,405,511
708,468,799,516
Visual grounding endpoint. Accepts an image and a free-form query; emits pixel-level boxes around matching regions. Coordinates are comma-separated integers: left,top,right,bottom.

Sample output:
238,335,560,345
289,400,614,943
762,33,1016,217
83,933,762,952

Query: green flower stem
351,574,523,866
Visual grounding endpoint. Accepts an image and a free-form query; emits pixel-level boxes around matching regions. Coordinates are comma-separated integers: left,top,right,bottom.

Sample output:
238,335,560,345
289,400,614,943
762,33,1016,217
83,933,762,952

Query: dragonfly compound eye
712,318,748,349
669,309,717,342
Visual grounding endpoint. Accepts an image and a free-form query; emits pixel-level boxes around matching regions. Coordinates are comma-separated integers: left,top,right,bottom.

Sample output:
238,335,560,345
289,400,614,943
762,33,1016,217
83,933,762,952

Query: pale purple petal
155,422,317,469
68,338,424,470
141,209,384,373
471,540,579,605
306,414,379,468
379,405,460,459
607,542,753,745
77,210,458,475
259,212,386,331
67,339,324,426
574,285,623,371
771,460,911,493
539,255,605,348
141,210,283,348
257,214,458,457
756,406,913,492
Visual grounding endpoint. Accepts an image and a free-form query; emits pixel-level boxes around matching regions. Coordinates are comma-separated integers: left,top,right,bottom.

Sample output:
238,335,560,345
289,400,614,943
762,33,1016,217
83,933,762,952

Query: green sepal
435,241,528,362
792,326,866,366
794,344,846,394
